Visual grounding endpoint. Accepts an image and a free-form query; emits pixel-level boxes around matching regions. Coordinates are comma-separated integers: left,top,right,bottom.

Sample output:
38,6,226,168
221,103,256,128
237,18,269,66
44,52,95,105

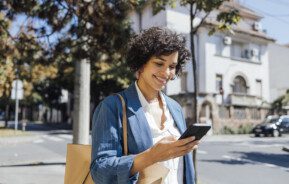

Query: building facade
130,1,275,133
268,43,289,102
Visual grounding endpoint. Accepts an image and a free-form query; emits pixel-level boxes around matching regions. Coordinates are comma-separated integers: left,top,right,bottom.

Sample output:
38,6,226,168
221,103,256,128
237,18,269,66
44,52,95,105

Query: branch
192,2,198,18
193,11,210,34
35,10,71,39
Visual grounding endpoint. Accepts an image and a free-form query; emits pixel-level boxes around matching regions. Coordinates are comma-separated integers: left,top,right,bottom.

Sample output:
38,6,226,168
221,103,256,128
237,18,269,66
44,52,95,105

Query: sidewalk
202,133,289,142
0,123,69,184
0,162,65,184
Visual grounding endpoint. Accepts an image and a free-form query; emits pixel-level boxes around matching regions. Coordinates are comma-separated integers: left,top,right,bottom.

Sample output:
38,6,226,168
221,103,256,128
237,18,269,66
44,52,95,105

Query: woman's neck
136,80,159,102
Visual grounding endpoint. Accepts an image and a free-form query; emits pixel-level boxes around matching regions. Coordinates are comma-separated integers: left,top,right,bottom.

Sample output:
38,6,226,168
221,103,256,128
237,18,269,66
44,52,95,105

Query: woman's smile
153,75,167,85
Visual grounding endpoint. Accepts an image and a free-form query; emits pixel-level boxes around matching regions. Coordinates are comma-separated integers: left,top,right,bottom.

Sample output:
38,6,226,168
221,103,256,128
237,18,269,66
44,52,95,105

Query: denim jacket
90,83,195,184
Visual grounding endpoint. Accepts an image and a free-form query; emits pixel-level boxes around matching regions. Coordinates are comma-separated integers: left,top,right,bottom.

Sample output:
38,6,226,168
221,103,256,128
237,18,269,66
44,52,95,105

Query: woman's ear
135,71,140,79
136,67,144,79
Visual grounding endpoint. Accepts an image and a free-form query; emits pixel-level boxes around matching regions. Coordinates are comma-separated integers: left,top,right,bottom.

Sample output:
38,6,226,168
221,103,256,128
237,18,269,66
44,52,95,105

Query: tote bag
64,94,168,184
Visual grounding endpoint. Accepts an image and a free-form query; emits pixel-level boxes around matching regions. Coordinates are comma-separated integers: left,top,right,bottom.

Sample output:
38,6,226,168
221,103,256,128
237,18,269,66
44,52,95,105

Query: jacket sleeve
90,100,139,184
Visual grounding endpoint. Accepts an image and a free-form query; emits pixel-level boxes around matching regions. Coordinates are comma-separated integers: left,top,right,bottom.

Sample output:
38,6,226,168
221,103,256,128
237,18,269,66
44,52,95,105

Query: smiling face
137,51,178,99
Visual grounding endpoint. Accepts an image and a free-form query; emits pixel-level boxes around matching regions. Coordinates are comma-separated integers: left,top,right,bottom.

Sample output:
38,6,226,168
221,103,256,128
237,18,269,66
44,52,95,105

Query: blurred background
0,0,288,184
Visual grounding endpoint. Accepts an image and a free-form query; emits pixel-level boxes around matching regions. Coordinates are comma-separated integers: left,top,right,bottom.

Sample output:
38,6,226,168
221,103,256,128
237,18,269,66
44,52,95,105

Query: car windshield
263,118,279,124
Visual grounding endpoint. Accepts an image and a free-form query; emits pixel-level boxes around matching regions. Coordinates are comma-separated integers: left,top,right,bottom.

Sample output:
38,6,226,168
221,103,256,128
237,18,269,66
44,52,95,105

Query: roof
220,0,263,21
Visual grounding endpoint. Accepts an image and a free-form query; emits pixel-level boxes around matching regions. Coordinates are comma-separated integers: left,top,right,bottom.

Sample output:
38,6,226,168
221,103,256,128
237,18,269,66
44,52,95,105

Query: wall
268,43,289,102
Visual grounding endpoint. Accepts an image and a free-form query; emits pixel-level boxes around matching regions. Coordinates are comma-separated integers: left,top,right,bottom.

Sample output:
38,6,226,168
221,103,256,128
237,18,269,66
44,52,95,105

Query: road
0,131,288,184
198,135,289,184
0,131,72,184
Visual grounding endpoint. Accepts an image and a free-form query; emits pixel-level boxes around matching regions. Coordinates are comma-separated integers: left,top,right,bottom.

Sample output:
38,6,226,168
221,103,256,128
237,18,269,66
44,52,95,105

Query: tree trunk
4,103,9,128
190,4,199,184
72,59,91,144
50,107,52,123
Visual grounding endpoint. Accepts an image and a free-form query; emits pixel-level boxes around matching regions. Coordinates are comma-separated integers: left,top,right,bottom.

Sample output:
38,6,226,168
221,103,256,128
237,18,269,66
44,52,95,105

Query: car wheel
272,129,279,137
254,134,260,137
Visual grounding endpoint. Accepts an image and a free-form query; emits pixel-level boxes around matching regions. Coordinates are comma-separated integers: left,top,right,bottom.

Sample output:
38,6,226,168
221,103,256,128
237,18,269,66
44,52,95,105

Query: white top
135,82,184,184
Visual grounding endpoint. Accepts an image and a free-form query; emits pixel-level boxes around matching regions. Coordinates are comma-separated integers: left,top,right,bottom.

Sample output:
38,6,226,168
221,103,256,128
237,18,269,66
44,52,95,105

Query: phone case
179,123,211,140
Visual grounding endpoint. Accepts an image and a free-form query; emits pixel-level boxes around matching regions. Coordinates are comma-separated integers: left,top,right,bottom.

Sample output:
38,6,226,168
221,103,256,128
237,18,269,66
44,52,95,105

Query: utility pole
73,59,91,144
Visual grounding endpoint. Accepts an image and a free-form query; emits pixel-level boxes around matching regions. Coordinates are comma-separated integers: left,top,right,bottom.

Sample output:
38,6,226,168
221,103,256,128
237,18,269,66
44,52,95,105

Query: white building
268,43,289,103
130,1,275,133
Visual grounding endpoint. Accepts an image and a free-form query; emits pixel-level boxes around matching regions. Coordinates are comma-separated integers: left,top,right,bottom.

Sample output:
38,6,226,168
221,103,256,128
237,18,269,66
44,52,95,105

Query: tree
141,0,240,182
1,1,134,142
184,2,240,182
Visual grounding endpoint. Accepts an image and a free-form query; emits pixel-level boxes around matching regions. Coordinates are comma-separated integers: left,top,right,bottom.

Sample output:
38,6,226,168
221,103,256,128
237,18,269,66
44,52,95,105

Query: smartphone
179,123,211,140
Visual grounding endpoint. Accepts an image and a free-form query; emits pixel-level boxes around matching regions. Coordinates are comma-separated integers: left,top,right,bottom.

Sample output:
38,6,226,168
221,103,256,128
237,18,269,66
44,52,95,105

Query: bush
237,124,254,134
220,125,236,134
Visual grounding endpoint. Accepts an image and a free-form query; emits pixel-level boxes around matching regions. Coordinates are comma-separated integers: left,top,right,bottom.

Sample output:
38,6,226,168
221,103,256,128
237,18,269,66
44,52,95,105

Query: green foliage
237,123,253,134
220,125,236,134
151,0,177,15
220,123,254,134
0,0,135,107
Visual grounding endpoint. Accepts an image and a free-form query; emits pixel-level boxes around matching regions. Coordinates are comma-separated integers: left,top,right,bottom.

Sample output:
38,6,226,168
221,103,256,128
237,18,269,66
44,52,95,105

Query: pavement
0,123,71,184
1,123,289,184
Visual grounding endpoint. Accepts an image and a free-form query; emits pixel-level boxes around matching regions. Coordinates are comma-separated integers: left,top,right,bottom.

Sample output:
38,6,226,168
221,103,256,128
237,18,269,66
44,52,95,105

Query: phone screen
179,124,211,140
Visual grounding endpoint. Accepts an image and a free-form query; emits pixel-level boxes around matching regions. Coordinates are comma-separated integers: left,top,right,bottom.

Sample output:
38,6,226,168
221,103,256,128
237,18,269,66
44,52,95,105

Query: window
230,41,261,61
216,74,223,93
281,118,289,127
256,79,262,97
231,41,244,58
233,106,246,119
232,76,247,94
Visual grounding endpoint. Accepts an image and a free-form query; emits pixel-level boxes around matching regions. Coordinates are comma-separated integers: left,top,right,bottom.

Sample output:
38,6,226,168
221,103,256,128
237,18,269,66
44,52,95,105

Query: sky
239,0,289,45
10,0,289,45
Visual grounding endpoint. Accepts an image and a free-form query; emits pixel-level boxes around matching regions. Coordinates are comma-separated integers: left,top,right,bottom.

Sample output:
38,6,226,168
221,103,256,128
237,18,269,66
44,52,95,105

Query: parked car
252,115,289,137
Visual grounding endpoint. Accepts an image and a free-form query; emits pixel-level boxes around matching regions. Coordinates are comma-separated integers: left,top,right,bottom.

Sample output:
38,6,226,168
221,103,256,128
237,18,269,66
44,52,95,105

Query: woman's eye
169,65,176,70
155,63,163,67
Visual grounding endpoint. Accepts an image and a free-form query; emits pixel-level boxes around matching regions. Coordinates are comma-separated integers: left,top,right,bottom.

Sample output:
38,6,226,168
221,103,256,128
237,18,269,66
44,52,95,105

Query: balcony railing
228,93,266,107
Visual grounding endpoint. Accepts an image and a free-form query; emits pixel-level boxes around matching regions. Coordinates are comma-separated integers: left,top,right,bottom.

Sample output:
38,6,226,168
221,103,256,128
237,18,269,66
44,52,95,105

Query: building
129,1,275,133
268,43,289,114
268,43,289,102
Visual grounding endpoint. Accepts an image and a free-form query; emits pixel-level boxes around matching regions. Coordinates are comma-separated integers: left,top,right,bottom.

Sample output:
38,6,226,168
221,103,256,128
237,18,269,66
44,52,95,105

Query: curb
0,159,66,167
0,134,41,145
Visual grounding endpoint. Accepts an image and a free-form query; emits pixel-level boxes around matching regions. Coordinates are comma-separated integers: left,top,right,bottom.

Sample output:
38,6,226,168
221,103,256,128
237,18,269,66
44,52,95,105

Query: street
198,135,289,184
0,131,288,184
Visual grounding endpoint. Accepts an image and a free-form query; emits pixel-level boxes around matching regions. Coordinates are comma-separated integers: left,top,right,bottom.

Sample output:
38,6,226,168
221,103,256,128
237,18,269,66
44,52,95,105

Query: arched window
232,76,247,94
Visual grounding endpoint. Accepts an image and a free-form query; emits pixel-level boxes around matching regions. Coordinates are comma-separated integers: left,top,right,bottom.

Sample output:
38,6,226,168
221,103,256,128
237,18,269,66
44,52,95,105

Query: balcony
227,93,268,107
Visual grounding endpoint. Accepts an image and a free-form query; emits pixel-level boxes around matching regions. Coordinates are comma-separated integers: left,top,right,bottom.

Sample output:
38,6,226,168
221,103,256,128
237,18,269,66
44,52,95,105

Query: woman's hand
148,136,199,163
130,136,198,175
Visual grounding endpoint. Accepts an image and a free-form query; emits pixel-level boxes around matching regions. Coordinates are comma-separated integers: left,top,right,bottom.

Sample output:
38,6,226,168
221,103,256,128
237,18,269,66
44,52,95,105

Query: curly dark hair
126,27,191,76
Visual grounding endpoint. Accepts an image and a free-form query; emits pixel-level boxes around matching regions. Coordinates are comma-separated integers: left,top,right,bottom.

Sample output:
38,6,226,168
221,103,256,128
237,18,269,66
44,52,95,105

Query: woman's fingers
173,136,196,147
152,136,199,162
170,140,199,157
170,142,199,159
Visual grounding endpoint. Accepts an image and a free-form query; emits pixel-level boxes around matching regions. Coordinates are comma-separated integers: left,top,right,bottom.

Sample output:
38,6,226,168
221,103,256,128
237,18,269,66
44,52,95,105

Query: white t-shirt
135,82,184,184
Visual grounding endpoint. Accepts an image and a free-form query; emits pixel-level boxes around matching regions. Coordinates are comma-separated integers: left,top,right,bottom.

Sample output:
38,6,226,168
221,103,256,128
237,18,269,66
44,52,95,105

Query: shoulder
93,94,124,117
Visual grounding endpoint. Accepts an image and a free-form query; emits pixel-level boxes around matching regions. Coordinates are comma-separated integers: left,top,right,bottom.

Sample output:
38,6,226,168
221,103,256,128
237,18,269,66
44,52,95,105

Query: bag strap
83,94,128,184
114,94,128,156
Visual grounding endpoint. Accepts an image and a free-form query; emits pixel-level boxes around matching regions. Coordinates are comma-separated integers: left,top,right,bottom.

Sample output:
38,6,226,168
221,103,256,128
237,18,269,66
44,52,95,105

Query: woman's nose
161,67,170,77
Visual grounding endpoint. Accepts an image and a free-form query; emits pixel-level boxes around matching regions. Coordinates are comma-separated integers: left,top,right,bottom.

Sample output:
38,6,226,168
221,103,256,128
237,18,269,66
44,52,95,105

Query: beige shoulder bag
64,94,168,184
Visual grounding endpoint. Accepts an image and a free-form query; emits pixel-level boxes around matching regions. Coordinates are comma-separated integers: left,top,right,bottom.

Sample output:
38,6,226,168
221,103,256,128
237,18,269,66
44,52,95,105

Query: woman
90,27,199,184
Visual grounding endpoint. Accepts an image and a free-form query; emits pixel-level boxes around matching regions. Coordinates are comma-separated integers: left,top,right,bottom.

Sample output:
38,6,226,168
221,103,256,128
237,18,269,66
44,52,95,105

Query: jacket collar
121,83,185,151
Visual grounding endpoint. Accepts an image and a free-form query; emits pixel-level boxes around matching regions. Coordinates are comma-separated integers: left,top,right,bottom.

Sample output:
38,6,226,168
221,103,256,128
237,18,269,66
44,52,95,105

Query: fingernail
191,136,195,141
